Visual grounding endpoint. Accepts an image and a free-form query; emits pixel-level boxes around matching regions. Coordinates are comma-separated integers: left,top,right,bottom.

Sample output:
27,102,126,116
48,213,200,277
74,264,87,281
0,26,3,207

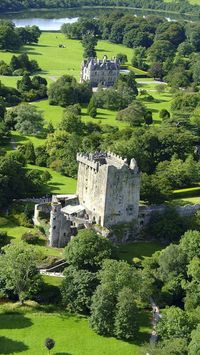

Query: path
10,138,17,150
149,298,162,345
137,80,167,85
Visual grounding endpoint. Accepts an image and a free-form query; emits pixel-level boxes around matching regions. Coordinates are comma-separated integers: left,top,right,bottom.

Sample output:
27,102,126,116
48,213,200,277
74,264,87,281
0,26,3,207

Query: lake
0,7,197,31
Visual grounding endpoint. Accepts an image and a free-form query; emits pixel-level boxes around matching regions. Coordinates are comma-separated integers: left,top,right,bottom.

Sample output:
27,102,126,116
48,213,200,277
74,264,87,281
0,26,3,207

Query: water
13,17,79,31
0,7,198,31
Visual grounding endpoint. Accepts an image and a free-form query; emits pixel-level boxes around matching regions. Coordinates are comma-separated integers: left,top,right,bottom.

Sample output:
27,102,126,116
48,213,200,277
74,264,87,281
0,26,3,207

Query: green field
0,32,133,86
118,242,162,263
165,0,200,4
0,305,150,355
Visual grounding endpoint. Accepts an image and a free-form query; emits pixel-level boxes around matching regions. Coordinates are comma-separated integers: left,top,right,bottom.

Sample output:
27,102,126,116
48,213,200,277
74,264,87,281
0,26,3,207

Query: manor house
80,56,120,87
34,152,140,248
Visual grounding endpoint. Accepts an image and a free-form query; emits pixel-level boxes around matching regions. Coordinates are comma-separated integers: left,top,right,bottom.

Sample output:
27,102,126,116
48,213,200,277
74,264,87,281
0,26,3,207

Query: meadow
0,303,151,355
0,32,133,86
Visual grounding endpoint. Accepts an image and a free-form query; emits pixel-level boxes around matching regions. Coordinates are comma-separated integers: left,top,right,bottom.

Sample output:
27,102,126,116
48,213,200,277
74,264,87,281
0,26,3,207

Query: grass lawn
0,216,63,258
32,100,129,130
0,32,133,85
27,164,77,195
42,275,63,287
118,242,162,263
165,0,200,4
173,186,200,204
0,305,150,355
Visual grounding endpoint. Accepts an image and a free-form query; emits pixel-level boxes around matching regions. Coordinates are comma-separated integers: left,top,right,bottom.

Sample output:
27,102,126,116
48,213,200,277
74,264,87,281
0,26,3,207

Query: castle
80,56,120,87
34,152,140,248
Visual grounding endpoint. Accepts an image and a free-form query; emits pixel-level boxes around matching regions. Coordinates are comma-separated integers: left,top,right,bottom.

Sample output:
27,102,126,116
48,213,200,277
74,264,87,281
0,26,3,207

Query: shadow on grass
0,313,33,329
96,48,111,53
49,182,65,187
0,337,29,354
125,310,151,346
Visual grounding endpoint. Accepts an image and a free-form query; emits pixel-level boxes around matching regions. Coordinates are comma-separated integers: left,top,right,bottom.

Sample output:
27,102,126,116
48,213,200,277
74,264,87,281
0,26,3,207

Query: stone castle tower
76,152,140,227
80,56,120,87
35,152,140,247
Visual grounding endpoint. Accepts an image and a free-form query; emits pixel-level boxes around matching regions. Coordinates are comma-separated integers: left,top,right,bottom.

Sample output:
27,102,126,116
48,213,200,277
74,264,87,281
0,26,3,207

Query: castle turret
49,202,62,247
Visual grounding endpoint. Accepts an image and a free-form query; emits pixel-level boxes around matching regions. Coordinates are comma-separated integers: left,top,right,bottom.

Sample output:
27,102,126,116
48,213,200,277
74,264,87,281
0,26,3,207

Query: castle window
127,205,134,215
53,226,56,230
63,233,66,236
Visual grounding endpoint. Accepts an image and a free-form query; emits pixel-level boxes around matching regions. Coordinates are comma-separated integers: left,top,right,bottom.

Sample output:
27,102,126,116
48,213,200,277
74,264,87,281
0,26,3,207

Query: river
0,7,197,31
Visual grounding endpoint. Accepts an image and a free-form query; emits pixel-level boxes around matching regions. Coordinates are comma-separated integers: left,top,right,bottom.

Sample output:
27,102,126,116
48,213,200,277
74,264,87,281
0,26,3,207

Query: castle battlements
77,152,138,172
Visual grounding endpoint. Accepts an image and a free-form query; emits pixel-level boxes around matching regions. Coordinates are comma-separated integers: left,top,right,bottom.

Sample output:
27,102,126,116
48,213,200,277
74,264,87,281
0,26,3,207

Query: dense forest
0,0,199,15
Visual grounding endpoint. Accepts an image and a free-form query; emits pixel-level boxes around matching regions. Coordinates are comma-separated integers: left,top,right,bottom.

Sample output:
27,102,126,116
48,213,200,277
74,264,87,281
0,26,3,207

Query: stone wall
139,203,200,227
77,153,140,228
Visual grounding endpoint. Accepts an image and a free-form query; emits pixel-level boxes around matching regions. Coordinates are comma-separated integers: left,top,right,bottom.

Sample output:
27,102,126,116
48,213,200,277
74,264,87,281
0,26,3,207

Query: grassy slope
0,308,150,355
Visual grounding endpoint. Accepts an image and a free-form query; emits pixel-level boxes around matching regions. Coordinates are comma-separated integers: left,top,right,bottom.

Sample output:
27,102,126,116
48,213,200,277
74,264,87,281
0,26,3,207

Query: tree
60,105,83,134
159,109,170,120
147,208,189,242
24,142,35,164
116,53,127,64
61,266,98,314
114,287,138,340
64,229,113,271
0,231,10,251
90,259,140,337
144,110,153,125
90,284,116,336
9,104,44,135
116,101,147,127
87,96,97,118
45,338,55,355
0,242,41,304
148,40,175,62
0,24,21,50
156,306,193,341
48,75,92,107
179,230,200,263
82,32,98,58
149,62,164,80
41,170,51,183
143,338,188,355
140,173,172,204
131,46,148,71
188,324,200,355
17,73,32,92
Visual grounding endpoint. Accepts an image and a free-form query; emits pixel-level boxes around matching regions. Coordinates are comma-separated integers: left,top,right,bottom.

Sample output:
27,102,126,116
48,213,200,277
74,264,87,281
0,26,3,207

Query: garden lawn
32,100,129,129
0,308,150,355
27,164,77,195
0,217,63,257
118,242,162,263
0,32,133,85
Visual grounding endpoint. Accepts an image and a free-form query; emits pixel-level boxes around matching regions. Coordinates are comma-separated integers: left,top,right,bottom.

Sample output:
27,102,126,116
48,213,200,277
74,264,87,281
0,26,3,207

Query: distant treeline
0,0,199,15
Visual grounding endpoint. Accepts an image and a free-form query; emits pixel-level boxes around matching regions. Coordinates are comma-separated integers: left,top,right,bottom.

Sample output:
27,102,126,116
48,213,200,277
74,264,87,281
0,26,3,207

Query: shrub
0,231,11,249
13,212,33,228
21,232,40,245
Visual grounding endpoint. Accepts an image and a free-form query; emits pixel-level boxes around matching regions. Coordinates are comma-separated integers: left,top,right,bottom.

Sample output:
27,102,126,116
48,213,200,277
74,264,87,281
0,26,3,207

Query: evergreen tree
87,96,97,118
24,142,35,164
